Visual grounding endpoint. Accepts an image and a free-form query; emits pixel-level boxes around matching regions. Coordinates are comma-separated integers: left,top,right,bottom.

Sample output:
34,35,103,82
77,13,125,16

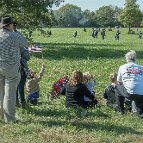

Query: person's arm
83,84,95,101
92,79,96,86
21,47,30,61
117,67,123,84
37,64,45,81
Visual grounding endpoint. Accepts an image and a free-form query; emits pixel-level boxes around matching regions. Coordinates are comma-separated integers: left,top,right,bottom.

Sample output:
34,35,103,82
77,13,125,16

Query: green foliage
54,4,83,27
119,0,143,31
1,28,143,143
95,5,116,27
0,0,64,36
54,4,122,28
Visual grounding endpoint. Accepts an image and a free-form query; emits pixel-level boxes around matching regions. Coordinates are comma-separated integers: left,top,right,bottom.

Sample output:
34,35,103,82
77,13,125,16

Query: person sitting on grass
61,70,98,116
103,73,117,108
83,72,97,104
26,64,45,105
103,72,136,113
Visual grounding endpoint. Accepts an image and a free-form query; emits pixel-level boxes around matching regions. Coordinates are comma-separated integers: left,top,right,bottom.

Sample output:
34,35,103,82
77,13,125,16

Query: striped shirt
0,28,28,67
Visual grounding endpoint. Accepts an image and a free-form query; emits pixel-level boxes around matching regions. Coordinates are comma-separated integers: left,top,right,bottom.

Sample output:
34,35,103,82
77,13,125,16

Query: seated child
103,73,134,111
103,73,117,108
26,64,45,105
50,75,69,99
83,72,96,102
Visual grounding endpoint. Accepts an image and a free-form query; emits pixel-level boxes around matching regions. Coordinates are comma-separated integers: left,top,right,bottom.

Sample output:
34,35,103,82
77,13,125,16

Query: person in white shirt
115,50,143,118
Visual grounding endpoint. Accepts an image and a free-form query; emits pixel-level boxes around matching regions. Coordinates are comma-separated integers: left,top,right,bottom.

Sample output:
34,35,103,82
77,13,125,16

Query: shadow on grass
25,118,141,135
31,42,143,60
25,104,110,119
25,106,68,117
20,105,141,135
71,120,141,135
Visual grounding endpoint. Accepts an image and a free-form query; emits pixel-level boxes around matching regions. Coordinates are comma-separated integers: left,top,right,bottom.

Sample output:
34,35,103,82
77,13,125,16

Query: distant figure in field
83,27,86,32
91,28,99,38
29,30,32,38
91,28,95,38
138,31,142,39
73,31,77,38
101,29,106,40
94,28,98,38
108,26,112,31
47,30,52,36
115,30,120,40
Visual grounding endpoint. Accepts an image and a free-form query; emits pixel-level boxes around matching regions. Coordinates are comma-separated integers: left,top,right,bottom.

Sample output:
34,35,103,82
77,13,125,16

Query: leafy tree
82,10,99,27
119,0,143,32
113,6,122,26
0,0,64,37
54,4,83,27
95,5,115,27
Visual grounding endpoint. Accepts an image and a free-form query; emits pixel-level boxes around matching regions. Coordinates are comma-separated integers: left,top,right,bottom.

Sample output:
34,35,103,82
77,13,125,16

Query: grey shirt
0,28,28,67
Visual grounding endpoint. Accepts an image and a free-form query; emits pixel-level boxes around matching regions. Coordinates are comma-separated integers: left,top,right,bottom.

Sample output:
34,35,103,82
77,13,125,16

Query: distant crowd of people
0,16,143,124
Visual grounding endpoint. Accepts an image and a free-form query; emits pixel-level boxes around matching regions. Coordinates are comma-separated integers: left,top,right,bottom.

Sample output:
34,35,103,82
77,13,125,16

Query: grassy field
1,28,143,143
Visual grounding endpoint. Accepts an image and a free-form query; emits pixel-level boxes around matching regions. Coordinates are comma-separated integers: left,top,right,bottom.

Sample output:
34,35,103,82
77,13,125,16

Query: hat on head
0,16,14,28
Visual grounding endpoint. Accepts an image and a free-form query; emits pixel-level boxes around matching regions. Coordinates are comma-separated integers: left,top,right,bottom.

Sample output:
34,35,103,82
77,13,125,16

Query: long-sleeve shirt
62,83,95,108
0,28,28,67
26,66,45,94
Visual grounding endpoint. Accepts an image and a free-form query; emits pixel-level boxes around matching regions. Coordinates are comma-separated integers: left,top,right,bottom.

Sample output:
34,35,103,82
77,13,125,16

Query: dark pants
16,68,26,104
84,99,98,109
115,84,143,115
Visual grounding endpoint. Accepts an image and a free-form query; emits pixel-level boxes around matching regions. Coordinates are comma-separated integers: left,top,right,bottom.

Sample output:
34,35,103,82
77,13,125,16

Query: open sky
53,0,143,11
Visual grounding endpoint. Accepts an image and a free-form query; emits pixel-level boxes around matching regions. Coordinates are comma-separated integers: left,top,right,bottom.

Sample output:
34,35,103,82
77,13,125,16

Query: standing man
0,16,28,123
13,22,30,108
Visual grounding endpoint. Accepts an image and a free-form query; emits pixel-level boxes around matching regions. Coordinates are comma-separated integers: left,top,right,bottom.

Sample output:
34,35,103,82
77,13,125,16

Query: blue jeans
16,68,26,104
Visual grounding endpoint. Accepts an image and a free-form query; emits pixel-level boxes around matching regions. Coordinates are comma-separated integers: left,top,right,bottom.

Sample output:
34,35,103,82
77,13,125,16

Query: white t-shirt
117,62,143,95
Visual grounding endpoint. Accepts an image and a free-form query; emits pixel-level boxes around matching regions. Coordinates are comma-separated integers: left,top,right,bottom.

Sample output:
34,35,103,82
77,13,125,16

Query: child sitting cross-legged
26,64,45,105
83,72,97,104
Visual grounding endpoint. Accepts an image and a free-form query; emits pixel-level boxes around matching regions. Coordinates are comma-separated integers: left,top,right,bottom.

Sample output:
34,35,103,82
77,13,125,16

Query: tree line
0,0,143,33
54,0,143,31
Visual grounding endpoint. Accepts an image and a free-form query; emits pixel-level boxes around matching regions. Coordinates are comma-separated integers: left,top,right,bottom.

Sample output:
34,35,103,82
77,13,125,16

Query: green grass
1,28,143,143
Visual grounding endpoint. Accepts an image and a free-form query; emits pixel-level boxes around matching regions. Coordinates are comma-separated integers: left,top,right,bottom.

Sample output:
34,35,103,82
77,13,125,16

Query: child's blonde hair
83,71,93,83
109,73,117,83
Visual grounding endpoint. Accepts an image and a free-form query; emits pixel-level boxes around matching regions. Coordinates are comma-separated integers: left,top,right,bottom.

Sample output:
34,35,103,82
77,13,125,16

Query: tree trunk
129,23,131,32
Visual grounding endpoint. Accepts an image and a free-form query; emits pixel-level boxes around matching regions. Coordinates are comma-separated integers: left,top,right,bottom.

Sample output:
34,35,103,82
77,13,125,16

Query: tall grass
0,28,143,143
